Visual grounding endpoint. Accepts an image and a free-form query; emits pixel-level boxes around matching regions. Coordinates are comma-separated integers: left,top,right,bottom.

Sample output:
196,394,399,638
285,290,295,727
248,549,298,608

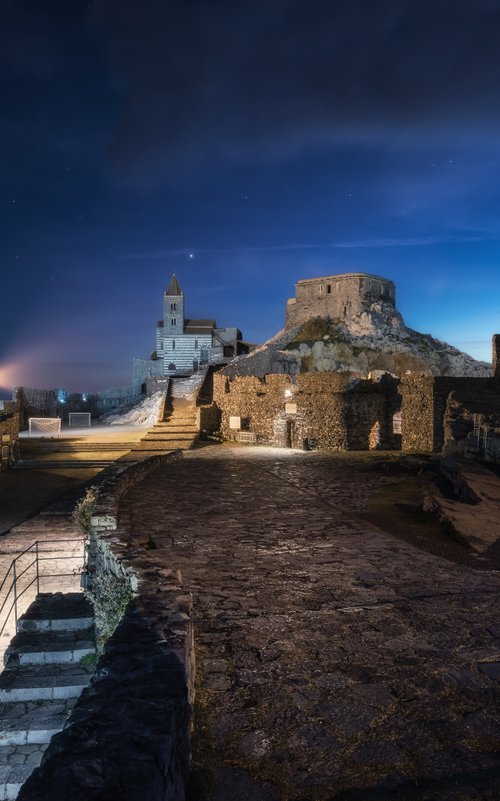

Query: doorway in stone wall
285,420,296,448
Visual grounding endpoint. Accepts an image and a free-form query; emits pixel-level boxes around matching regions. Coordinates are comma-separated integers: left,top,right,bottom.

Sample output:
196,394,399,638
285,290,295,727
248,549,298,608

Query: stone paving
118,446,500,801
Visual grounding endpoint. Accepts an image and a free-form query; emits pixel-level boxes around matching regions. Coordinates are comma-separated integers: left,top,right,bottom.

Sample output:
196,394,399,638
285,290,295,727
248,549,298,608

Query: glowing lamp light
284,388,293,398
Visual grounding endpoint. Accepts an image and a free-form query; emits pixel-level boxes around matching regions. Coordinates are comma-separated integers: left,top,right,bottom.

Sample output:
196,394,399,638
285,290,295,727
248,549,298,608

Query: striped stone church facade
133,275,245,393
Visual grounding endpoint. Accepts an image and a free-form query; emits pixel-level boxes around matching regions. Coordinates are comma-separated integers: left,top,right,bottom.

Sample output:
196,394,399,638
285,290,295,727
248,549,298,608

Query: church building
132,275,245,394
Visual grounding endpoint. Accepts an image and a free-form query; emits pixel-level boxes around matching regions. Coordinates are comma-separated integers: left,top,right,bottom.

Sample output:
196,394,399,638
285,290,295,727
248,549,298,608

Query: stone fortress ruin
285,271,396,328
212,271,500,456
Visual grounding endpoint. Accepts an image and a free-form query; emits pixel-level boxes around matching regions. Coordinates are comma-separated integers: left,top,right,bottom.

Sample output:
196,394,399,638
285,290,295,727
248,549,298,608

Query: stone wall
400,375,435,451
13,387,100,429
400,375,499,452
493,334,500,380
213,371,399,450
0,404,19,471
132,355,164,396
19,450,194,801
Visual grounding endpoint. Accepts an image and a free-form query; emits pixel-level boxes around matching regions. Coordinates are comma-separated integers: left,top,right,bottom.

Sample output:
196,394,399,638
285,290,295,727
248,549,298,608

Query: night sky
2,0,500,396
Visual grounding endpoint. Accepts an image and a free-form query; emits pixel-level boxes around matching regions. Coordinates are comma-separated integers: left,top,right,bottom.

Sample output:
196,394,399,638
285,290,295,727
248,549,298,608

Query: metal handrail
0,538,87,637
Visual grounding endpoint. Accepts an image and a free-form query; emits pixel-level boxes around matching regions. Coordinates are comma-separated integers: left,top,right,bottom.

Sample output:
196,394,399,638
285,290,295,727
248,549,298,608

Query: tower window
170,302,176,311
195,339,198,349
172,340,175,350
319,284,324,296
327,285,331,294
171,318,176,326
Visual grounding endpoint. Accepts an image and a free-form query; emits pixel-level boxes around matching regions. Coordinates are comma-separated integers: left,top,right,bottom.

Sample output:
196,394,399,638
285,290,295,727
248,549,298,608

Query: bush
72,486,97,533
87,571,133,652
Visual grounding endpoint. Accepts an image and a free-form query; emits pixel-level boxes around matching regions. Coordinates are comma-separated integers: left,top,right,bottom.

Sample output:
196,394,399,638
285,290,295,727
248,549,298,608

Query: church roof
166,274,183,295
185,319,215,334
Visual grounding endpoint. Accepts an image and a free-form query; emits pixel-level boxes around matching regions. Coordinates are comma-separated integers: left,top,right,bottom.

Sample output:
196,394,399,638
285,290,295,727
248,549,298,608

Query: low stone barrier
19,451,194,801
91,451,182,533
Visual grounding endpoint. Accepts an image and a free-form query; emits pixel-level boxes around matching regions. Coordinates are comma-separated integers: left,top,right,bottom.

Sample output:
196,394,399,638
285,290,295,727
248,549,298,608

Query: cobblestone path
119,447,500,801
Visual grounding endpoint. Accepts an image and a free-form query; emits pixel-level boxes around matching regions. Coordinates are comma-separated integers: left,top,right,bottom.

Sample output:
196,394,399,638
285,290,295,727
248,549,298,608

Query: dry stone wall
0,405,19,470
400,375,435,451
400,375,499,452
493,334,500,380
213,372,399,450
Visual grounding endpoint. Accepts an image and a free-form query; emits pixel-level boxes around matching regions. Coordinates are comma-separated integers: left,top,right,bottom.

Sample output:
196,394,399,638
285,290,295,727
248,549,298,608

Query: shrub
72,486,97,534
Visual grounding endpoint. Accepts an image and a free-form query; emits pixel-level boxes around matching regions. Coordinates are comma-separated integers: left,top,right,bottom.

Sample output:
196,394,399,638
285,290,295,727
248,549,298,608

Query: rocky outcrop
223,301,491,379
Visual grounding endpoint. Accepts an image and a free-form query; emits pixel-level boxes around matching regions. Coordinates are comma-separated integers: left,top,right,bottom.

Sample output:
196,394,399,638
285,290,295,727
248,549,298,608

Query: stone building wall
213,372,399,450
285,272,396,328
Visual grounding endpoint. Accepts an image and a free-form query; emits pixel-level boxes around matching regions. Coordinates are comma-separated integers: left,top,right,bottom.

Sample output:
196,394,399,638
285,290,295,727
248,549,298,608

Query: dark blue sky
1,0,500,394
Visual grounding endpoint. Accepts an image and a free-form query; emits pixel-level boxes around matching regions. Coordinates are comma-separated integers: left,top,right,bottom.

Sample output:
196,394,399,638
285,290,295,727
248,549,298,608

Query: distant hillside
222,299,491,379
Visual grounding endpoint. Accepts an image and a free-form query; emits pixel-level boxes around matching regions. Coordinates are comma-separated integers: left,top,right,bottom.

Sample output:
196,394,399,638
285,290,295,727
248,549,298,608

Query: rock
239,730,272,761
223,302,491,379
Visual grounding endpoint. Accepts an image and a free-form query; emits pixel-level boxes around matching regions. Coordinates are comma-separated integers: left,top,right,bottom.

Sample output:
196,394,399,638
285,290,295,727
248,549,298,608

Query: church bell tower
163,274,184,336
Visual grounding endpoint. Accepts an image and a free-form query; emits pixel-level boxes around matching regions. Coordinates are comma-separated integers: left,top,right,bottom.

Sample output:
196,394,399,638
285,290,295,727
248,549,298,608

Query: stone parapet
91,451,182,531
19,451,193,801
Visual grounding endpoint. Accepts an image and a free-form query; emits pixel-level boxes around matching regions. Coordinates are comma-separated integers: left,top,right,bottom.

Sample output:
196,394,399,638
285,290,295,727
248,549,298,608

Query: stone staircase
0,593,95,800
169,372,206,400
15,440,138,470
120,397,199,461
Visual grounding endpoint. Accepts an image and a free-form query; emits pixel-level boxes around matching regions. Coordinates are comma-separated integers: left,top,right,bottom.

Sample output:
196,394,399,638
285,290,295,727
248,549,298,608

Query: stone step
0,762,41,801
130,442,195,452
164,422,197,427
14,461,116,469
20,443,138,452
159,418,196,423
0,699,71,745
5,630,95,667
141,434,195,442
0,664,93,702
17,594,93,634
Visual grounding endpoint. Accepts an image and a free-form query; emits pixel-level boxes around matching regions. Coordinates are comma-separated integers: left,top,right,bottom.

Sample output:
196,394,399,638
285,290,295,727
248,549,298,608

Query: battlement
285,271,396,328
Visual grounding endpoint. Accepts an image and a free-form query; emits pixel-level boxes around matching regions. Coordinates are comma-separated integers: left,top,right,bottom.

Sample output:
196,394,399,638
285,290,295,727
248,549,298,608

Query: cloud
123,233,490,259
90,0,500,183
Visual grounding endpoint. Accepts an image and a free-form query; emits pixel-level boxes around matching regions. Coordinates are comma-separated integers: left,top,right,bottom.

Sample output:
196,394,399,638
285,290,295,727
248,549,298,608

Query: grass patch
79,651,98,667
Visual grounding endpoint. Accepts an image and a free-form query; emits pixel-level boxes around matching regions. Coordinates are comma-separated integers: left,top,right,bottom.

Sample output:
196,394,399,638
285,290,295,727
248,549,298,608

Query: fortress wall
286,273,396,328
213,371,398,450
400,375,498,452
400,376,435,451
0,408,19,470
493,334,500,379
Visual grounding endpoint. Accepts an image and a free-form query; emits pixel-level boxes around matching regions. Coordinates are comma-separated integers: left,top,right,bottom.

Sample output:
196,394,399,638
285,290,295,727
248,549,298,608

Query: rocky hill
223,299,491,379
